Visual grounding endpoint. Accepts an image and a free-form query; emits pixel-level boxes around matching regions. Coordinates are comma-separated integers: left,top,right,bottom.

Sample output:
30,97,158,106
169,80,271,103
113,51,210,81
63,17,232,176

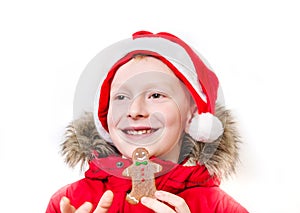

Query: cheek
161,107,192,137
107,102,127,128
161,105,183,128
162,94,192,128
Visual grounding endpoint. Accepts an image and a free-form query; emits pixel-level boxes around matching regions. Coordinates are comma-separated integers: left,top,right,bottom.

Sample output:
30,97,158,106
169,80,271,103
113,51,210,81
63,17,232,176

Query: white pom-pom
188,113,224,143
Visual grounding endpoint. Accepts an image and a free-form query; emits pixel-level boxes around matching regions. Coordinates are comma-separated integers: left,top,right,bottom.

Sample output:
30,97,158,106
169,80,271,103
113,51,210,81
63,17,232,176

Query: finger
155,191,191,213
94,190,114,213
75,202,93,213
60,197,76,213
141,197,175,213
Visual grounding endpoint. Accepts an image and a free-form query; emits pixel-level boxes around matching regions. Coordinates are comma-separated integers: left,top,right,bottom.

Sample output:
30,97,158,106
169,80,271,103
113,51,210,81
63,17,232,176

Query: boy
47,31,248,212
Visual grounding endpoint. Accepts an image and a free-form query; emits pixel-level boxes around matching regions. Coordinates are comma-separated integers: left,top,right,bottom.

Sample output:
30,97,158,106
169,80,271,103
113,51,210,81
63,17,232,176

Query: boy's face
107,56,195,162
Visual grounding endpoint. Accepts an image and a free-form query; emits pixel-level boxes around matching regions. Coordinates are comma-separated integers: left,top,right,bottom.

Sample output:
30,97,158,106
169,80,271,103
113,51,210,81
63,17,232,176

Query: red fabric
46,159,248,213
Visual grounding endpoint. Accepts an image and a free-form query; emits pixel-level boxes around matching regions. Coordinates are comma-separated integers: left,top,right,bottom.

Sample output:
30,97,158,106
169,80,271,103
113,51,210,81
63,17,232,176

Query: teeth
126,129,153,135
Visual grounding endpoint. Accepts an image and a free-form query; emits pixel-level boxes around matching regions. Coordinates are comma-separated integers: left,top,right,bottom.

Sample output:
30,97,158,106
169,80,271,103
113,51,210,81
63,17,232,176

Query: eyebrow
110,72,182,95
110,84,130,95
144,81,177,93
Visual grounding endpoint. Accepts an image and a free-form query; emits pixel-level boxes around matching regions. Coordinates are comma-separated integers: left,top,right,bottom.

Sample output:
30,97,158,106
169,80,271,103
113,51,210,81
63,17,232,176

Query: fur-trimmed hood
61,105,241,180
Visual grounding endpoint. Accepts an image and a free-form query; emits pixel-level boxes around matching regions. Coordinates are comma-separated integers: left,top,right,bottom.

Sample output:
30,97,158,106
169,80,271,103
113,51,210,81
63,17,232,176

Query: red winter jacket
46,159,248,213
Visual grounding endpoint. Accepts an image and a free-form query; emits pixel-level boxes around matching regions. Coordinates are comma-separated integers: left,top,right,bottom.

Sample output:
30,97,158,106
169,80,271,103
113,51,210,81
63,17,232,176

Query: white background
0,1,299,212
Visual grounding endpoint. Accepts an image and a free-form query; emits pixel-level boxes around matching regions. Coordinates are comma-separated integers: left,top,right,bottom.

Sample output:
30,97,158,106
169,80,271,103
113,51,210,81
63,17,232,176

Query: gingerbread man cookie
122,147,162,204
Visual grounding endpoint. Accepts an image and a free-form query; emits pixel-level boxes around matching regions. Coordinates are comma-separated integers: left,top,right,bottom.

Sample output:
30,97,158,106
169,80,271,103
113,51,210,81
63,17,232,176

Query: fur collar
61,105,241,180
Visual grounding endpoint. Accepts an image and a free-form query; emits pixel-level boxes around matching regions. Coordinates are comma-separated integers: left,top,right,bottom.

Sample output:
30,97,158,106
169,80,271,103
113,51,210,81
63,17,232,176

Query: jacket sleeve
179,186,248,212
216,189,249,213
45,185,69,213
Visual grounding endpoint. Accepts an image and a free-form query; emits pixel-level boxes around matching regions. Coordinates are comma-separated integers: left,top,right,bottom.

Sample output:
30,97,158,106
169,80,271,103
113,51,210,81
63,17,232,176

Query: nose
127,95,149,119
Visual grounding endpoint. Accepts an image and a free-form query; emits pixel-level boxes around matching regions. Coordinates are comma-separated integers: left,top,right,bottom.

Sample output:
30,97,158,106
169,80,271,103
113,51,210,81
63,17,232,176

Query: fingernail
141,197,150,204
155,191,163,197
60,196,68,205
82,202,93,211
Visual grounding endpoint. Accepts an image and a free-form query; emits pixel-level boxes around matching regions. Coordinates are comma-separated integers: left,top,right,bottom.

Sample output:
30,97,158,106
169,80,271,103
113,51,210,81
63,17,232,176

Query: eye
152,93,161,99
116,95,126,100
113,94,129,101
149,93,165,99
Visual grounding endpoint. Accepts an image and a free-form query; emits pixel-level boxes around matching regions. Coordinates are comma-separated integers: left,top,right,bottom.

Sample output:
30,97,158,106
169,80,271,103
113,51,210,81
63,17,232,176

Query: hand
60,190,114,213
141,190,191,213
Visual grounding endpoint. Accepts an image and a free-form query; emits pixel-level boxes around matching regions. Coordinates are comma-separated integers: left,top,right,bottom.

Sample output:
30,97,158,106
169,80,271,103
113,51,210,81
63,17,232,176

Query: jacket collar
85,156,220,194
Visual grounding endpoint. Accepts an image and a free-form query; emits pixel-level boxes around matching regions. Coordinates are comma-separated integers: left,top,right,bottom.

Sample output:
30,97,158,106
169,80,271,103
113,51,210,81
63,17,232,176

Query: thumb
60,196,75,213
94,190,114,213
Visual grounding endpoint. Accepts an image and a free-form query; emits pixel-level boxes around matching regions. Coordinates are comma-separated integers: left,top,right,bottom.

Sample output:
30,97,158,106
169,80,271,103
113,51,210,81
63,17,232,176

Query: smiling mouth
119,127,162,145
122,128,158,136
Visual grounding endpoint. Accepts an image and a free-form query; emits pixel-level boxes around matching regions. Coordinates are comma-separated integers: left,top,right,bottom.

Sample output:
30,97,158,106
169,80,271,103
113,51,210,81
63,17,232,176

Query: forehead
111,56,180,88
109,56,194,105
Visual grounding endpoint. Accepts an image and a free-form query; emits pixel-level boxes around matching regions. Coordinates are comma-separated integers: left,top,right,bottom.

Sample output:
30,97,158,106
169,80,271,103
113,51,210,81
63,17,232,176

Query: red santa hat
74,31,224,143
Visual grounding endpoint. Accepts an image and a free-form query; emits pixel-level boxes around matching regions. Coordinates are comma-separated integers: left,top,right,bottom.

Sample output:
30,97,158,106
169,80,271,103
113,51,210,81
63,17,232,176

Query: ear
185,103,198,132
